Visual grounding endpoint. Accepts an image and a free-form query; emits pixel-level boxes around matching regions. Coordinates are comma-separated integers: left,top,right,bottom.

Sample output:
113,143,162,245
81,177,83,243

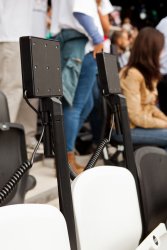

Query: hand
93,43,103,58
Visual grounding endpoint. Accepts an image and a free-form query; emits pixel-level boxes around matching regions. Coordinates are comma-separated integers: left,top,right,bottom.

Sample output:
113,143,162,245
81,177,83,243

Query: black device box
20,36,63,98
96,52,121,96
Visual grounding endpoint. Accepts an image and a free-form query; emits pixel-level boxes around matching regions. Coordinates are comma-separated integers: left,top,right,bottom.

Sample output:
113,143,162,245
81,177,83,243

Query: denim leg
79,89,94,130
63,52,97,151
88,80,103,144
112,127,167,149
131,128,167,148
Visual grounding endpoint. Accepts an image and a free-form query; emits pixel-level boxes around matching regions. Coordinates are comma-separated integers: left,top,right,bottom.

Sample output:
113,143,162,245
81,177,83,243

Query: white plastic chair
0,204,70,250
71,166,142,250
136,223,167,250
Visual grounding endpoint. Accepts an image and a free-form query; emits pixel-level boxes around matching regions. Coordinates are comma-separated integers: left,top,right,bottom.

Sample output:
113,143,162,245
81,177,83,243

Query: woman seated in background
118,27,167,148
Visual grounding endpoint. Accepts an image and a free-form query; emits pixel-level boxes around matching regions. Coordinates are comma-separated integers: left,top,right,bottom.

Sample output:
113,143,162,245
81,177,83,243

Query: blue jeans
112,127,167,149
63,52,97,151
88,79,103,144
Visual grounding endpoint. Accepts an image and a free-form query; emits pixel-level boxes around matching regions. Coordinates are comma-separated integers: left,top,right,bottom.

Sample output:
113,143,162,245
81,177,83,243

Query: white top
51,0,113,53
100,0,114,15
0,0,47,42
32,0,48,38
156,17,167,75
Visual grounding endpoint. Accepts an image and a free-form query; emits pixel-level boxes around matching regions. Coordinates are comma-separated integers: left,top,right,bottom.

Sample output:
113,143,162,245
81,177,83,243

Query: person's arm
98,9,111,37
73,12,103,57
73,12,103,45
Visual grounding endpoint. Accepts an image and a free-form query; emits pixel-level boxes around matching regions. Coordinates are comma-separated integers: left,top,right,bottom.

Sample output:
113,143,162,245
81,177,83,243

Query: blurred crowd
0,0,167,174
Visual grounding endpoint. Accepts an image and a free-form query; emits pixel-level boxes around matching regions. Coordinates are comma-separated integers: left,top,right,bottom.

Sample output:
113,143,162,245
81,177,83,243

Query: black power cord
0,93,45,205
85,115,114,170
69,116,115,180
0,161,32,204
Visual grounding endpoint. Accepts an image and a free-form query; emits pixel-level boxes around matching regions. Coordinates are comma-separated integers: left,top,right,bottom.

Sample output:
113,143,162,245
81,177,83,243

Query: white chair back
0,204,70,250
71,166,142,250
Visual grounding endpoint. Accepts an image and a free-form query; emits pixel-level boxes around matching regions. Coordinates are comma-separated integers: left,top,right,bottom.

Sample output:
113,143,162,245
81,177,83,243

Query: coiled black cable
0,125,45,205
69,138,110,180
85,138,110,170
85,115,114,170
0,92,45,205
70,116,115,179
0,161,32,204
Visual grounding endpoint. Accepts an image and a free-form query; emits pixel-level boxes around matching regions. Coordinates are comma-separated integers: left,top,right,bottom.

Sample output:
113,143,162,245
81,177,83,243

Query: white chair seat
0,204,70,250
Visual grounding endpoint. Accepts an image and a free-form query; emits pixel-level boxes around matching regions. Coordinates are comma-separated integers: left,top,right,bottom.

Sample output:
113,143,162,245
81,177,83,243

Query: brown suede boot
67,151,84,175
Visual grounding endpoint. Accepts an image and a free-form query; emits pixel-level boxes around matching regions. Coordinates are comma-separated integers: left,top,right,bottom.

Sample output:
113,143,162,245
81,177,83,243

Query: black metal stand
96,52,139,182
40,97,78,250
107,94,138,183
19,36,78,249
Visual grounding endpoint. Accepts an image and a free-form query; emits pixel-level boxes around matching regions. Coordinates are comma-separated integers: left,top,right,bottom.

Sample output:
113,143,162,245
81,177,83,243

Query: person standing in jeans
51,0,113,174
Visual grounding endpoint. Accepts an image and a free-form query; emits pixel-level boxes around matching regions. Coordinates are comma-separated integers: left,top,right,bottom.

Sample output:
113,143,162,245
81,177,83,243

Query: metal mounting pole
41,97,78,250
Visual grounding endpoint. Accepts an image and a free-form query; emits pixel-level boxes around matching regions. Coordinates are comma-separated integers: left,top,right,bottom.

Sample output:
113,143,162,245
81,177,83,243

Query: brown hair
123,27,164,90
